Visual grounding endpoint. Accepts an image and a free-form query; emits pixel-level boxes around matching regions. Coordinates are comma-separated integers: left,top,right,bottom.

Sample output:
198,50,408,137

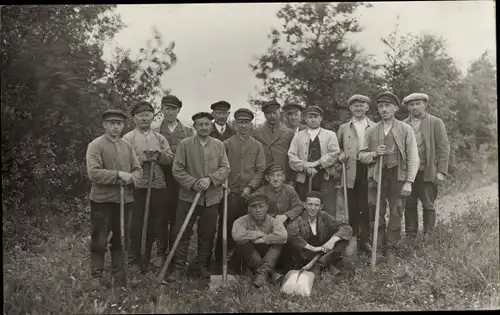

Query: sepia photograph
2,1,498,313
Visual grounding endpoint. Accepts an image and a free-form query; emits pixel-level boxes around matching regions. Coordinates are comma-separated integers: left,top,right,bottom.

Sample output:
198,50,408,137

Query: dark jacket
210,123,236,142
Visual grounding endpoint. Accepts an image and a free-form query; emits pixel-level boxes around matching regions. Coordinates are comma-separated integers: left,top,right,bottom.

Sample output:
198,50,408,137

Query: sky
102,1,496,126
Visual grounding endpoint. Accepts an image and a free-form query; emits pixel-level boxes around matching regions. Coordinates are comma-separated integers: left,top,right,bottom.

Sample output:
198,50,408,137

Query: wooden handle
308,172,315,192
141,161,155,259
342,162,349,222
158,192,201,281
222,179,229,283
371,156,384,269
301,252,323,272
119,185,127,286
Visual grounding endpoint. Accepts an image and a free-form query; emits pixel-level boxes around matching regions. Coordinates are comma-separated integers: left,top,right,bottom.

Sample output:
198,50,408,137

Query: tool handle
158,192,201,281
308,172,315,192
119,184,127,286
141,160,155,258
371,156,384,269
222,179,229,283
342,162,349,223
301,252,322,272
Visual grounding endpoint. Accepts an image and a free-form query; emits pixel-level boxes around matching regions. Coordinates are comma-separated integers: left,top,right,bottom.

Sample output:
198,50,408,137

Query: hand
401,182,412,197
310,246,323,253
435,172,445,184
375,145,387,156
195,177,211,192
275,214,288,224
338,152,349,163
306,167,318,177
118,171,133,185
241,187,252,199
321,241,335,253
253,237,265,244
144,150,160,162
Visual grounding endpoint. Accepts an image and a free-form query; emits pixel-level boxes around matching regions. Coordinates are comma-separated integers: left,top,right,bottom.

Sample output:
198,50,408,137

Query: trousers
158,172,179,256
235,242,283,276
405,170,438,236
347,162,370,244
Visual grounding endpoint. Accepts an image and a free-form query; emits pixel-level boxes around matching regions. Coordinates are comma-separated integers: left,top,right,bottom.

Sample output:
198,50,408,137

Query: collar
194,135,211,146
104,133,121,143
136,127,152,135
238,134,249,142
265,121,280,130
350,116,368,125
166,120,179,129
250,214,268,227
409,112,427,122
307,216,317,225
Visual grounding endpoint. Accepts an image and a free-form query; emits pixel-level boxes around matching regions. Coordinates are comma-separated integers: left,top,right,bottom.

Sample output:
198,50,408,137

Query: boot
166,269,183,283
311,265,322,280
423,210,436,236
386,250,396,266
358,241,373,256
252,273,267,288
404,207,419,239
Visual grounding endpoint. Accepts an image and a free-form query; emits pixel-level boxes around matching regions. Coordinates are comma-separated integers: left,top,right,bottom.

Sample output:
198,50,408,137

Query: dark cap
101,109,127,121
303,105,324,116
247,192,269,206
131,101,154,116
234,108,254,121
305,191,323,204
265,163,284,175
347,94,370,106
261,100,281,113
282,103,304,112
210,101,231,111
376,91,400,107
161,95,182,108
192,112,214,122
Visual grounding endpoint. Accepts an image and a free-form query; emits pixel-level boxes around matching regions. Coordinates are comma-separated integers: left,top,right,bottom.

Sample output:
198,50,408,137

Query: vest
309,229,322,247
383,129,398,169
411,120,427,171
309,135,325,187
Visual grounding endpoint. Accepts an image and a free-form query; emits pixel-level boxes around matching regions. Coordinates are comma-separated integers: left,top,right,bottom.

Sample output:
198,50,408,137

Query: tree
250,2,381,130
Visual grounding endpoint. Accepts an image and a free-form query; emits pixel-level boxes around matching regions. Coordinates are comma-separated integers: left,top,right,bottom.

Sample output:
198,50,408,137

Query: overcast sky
103,1,496,124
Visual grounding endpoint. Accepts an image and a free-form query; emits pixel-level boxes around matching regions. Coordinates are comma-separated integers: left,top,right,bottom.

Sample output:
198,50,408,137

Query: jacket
337,117,376,189
358,119,419,183
403,113,450,181
288,127,341,183
210,123,236,142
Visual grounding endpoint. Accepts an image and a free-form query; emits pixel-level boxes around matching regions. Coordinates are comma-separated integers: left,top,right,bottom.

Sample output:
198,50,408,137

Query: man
282,102,307,133
232,192,288,287
337,95,376,255
402,93,450,239
287,191,354,280
252,100,295,182
288,106,341,217
210,100,236,141
86,109,142,287
166,112,230,282
358,91,419,266
158,95,194,264
256,163,303,225
123,101,174,272
214,108,266,272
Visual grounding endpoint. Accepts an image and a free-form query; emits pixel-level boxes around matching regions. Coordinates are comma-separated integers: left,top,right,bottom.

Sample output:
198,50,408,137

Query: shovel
342,162,358,259
141,160,155,266
158,192,201,282
120,184,128,287
281,253,322,296
209,179,239,290
371,156,384,270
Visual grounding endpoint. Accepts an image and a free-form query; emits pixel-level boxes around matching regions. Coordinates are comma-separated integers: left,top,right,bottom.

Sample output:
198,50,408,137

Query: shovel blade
208,274,240,291
280,270,315,296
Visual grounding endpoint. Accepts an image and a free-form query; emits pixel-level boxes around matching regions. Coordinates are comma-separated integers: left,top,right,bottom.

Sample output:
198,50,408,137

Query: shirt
383,120,394,136
172,136,230,206
308,127,321,141
352,117,368,150
256,184,303,221
86,134,143,203
232,214,288,245
308,218,318,235
167,121,178,133
215,123,226,135
122,128,174,189
409,116,427,170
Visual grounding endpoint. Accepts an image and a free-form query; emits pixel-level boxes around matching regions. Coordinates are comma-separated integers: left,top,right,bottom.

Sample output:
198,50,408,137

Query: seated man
232,192,288,288
286,191,354,280
256,163,303,226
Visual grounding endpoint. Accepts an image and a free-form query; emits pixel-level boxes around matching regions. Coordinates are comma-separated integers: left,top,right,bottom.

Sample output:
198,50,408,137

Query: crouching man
286,191,353,280
232,192,288,288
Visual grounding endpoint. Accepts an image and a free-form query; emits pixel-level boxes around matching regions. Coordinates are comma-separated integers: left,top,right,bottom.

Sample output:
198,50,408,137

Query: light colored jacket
403,113,450,181
358,119,419,183
337,117,376,189
288,127,340,184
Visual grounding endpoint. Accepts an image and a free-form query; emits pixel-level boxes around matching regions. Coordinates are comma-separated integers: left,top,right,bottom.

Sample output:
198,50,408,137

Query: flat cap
192,112,214,122
348,94,370,106
161,95,182,108
376,91,400,107
303,105,324,116
234,108,254,121
131,101,154,116
403,93,429,104
305,191,323,204
261,100,281,113
210,101,231,111
247,192,269,206
265,163,284,175
101,109,127,121
282,103,304,112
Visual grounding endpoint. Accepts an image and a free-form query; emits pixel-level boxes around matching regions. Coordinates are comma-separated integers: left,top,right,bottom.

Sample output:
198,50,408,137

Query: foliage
1,5,177,250
4,181,499,313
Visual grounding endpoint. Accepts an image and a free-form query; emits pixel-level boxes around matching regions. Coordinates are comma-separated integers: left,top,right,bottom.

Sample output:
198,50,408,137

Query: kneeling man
287,191,353,280
232,192,288,288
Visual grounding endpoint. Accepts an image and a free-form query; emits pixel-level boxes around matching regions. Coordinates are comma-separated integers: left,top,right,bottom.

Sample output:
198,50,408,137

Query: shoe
166,269,183,283
386,251,396,266
269,270,283,283
252,273,267,288
311,265,322,280
359,242,373,255
200,266,211,279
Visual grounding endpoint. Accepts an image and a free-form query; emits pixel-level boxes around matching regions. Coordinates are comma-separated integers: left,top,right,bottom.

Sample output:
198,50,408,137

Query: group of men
85,90,449,288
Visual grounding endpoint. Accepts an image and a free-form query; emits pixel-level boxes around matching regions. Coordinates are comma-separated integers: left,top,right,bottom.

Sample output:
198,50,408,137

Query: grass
4,175,499,313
